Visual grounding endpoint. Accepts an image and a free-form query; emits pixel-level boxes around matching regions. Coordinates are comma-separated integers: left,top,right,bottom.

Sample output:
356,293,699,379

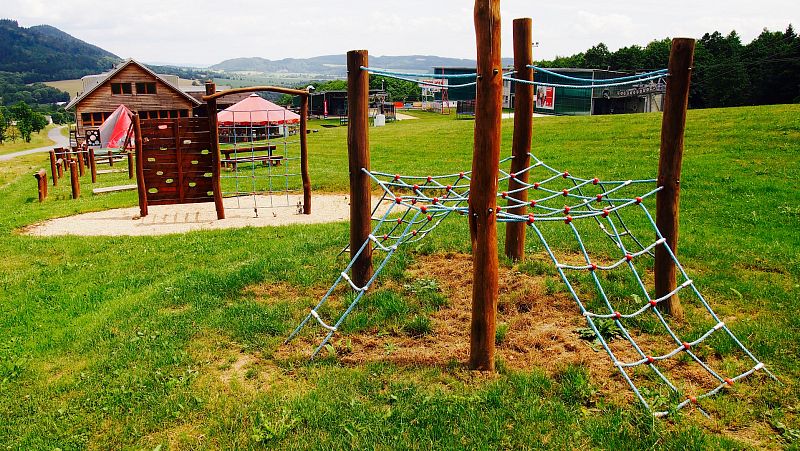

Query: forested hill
0,19,120,82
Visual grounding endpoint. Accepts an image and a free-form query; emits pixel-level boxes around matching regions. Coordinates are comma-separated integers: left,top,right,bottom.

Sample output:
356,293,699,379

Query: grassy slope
0,124,58,156
0,105,798,449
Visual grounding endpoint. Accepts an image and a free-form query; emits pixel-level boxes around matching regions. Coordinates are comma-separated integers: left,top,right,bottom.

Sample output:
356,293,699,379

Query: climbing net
285,152,774,417
218,105,305,216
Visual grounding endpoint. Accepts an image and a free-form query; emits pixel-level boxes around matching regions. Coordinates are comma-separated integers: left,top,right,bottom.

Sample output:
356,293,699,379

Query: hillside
0,19,120,82
212,54,514,75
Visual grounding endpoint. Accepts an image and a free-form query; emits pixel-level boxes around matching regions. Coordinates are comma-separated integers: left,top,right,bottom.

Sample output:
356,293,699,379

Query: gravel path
25,194,389,237
0,126,69,162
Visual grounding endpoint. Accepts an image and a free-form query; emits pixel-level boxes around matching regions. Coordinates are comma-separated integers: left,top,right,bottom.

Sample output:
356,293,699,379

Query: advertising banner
536,86,555,110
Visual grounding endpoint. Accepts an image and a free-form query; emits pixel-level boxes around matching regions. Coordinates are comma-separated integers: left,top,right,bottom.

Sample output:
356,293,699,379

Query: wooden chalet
66,59,201,141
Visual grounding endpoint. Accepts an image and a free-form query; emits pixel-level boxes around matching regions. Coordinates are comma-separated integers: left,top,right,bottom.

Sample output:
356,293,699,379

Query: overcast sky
6,0,799,66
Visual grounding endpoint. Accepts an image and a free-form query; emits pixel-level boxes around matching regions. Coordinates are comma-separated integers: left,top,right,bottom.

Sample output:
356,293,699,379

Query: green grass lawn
0,124,58,156
0,105,798,449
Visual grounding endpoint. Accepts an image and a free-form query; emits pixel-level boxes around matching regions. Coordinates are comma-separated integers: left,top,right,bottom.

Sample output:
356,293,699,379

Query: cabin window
81,112,112,127
179,109,188,118
111,83,132,95
136,82,157,94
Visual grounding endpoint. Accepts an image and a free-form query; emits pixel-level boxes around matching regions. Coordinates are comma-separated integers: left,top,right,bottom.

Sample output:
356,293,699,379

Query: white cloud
4,0,798,65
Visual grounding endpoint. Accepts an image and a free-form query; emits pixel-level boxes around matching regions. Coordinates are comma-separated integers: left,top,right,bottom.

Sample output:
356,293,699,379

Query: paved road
0,126,69,162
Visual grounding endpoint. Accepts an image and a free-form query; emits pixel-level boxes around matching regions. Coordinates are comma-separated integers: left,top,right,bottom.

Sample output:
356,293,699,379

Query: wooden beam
202,85,309,101
469,0,502,371
133,114,148,217
347,50,373,287
655,38,695,320
206,82,226,220
69,160,80,199
504,17,534,262
300,95,312,214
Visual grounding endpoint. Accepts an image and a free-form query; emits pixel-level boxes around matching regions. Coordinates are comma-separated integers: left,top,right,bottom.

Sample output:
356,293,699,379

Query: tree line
536,26,800,108
0,102,51,144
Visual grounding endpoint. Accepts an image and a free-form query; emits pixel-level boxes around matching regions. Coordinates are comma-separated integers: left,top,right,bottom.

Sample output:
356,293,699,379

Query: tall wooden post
56,159,64,179
206,82,226,220
300,94,312,214
107,150,114,167
89,148,97,183
34,169,47,202
77,150,85,176
69,160,80,199
655,38,695,320
504,17,534,262
133,114,148,217
49,150,58,186
469,0,502,371
347,50,372,287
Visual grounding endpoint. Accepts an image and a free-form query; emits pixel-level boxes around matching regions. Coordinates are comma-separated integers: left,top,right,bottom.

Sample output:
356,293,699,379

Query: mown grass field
0,105,798,449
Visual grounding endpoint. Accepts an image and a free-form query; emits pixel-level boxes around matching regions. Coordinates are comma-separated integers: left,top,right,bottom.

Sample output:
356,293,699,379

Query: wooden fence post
347,49,373,287
49,150,58,186
69,160,80,199
205,82,226,220
34,169,47,202
300,94,312,214
56,159,64,179
77,150,85,176
504,17,534,262
127,152,134,179
655,38,695,320
133,114,148,217
469,0,502,371
89,148,97,183
108,150,114,167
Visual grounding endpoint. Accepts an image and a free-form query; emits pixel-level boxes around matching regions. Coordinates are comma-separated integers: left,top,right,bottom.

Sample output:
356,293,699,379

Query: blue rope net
285,154,774,418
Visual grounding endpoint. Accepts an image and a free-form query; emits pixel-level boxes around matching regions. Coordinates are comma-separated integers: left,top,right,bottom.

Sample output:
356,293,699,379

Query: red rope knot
394,174,401,181
601,208,610,218
395,197,402,204
563,205,571,214
688,395,697,404
562,189,569,197
563,171,569,178
426,214,433,221
426,176,433,182
649,299,658,307
527,214,535,224
411,198,417,205
420,206,428,213
396,218,403,224
596,194,603,203
411,230,418,236
625,254,633,262
613,311,622,320
682,342,691,350
589,263,597,271
646,356,655,365
446,185,452,191
496,205,503,212
413,184,420,191
592,177,600,185
725,378,734,386
530,200,537,207
501,191,507,198
533,182,540,190
432,197,439,205
510,172,516,179
564,215,573,224
382,234,389,241
635,196,643,204
458,171,465,179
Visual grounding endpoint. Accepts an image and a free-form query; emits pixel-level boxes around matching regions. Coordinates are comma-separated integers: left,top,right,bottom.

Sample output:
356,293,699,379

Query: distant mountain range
211,54,515,75
0,19,120,82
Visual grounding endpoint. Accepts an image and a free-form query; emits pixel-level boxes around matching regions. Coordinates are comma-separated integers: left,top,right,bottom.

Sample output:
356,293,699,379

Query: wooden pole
655,38,695,320
469,0,502,371
34,169,47,202
77,150,85,176
300,94,312,214
504,17,534,262
108,150,114,167
49,150,58,186
69,160,80,199
206,82,225,220
133,114,148,217
127,152,134,179
89,148,97,183
347,49,373,287
56,159,64,179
